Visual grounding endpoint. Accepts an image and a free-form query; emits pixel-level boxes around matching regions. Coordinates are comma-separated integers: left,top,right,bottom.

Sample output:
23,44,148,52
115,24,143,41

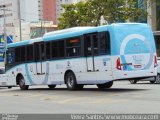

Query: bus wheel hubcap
68,76,74,87
20,78,24,86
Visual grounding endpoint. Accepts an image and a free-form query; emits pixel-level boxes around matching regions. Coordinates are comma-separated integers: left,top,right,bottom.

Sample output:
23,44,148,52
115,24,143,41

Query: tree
58,0,148,29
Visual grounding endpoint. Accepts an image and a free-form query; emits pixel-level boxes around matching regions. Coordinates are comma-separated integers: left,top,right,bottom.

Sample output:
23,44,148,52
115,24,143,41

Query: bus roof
7,23,148,48
8,37,43,48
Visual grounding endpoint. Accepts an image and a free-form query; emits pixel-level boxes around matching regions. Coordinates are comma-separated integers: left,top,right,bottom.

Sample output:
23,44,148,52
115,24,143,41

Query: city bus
5,23,157,90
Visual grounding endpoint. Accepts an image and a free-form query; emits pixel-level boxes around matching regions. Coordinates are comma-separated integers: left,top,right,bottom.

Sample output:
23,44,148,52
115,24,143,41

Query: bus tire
8,86,12,89
65,72,78,90
19,76,29,90
48,85,56,89
129,80,137,84
77,84,84,90
150,80,155,84
155,74,160,84
97,81,113,89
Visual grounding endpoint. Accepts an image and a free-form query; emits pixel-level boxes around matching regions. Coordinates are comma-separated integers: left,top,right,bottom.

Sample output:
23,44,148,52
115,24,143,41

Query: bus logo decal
120,34,153,71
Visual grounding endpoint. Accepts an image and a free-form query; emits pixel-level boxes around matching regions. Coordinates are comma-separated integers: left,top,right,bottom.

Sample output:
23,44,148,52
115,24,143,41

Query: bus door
34,42,45,75
84,33,98,72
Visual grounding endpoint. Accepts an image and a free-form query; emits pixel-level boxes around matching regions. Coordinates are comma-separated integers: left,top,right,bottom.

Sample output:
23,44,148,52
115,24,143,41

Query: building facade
43,0,56,24
0,0,20,42
0,0,58,42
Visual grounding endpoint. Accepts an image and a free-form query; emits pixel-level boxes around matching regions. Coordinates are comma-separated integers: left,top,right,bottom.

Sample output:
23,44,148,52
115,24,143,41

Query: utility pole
0,5,7,65
17,0,22,41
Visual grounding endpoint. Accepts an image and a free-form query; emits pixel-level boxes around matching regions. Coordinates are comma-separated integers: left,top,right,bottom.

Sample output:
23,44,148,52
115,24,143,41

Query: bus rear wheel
150,80,155,84
65,72,78,90
19,76,29,90
48,85,56,89
97,81,113,89
8,86,12,89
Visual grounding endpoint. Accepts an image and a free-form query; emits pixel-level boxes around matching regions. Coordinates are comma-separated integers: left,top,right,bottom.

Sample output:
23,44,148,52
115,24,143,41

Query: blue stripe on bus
25,64,34,85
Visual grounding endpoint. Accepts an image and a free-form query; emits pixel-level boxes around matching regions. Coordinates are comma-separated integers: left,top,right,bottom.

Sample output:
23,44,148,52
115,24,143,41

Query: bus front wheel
97,81,113,89
19,76,29,90
65,72,78,90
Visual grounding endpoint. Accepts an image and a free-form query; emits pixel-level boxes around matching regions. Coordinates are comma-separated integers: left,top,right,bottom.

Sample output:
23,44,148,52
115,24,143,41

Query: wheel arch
16,73,24,85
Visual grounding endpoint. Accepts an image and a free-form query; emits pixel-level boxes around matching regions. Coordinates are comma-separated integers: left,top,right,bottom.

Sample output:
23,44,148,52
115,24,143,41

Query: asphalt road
0,81,160,114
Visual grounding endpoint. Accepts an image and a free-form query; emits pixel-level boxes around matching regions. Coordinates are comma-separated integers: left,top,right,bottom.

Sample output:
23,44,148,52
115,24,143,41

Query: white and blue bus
5,23,157,90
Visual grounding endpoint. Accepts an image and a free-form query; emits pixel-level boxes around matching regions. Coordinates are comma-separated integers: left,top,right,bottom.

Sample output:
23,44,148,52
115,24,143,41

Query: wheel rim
130,80,135,84
20,78,25,87
67,75,74,87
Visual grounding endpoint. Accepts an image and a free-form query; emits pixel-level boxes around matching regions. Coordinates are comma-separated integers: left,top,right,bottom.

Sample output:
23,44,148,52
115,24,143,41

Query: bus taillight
154,55,158,67
116,57,121,70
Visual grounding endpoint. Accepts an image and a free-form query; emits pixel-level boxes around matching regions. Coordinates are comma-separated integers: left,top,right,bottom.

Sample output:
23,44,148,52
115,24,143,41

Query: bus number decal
103,58,110,66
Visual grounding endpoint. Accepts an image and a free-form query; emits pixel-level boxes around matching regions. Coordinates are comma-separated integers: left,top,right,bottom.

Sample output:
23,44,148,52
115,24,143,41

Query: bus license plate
134,65,142,68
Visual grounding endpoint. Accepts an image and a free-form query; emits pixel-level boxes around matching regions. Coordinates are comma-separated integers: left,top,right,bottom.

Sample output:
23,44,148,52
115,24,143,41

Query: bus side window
59,40,65,58
41,43,45,60
46,42,51,59
84,33,98,56
99,31,111,55
15,46,26,63
21,47,26,62
85,36,92,56
27,45,33,61
66,37,81,57
93,34,98,55
15,47,21,62
52,41,58,58
7,51,14,65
